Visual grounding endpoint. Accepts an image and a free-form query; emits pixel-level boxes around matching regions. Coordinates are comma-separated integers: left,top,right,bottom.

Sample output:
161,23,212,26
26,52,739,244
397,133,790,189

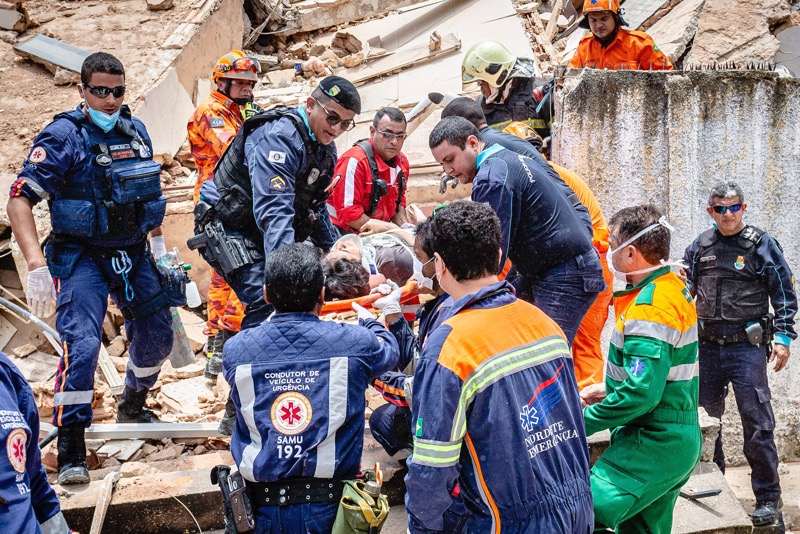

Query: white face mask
607,216,685,283
412,257,435,290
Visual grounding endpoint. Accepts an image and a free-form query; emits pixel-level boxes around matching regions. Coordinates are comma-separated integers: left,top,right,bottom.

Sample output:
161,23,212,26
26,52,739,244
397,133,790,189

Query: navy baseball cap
318,76,361,114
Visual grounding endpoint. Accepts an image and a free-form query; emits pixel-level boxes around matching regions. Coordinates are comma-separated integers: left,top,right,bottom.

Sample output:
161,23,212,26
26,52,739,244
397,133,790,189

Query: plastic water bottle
185,280,202,308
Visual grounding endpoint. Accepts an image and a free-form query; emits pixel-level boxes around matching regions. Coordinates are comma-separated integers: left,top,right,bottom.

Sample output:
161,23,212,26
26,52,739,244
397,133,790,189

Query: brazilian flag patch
415,417,423,437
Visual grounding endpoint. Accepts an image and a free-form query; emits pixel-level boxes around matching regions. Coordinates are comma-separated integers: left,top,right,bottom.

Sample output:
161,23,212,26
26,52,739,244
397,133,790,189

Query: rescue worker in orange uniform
187,50,258,380
504,122,613,388
569,0,672,71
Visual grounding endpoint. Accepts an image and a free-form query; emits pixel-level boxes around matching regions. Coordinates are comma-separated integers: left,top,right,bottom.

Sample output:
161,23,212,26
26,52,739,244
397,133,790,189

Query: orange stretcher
321,280,418,314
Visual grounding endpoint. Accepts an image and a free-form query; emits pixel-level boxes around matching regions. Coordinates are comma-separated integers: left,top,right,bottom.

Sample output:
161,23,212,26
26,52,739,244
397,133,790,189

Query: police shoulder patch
269,175,287,191
269,150,287,164
209,117,225,128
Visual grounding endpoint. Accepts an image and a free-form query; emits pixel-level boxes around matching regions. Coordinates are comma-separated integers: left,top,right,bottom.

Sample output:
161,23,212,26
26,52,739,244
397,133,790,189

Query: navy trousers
698,338,781,502
52,251,173,427
511,252,606,345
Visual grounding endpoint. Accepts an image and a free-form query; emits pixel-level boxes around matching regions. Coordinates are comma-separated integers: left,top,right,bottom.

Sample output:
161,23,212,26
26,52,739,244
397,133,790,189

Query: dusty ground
0,0,196,174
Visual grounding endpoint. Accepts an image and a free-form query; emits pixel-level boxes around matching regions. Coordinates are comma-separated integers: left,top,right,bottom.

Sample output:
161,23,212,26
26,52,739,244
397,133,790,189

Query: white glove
149,235,167,259
27,266,56,318
352,302,375,321
372,279,402,316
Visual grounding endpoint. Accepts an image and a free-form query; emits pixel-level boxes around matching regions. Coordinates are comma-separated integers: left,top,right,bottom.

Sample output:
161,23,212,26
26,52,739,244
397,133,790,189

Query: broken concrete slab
160,376,215,416
57,467,225,533
0,4,25,32
13,34,90,74
673,463,752,533
177,307,207,352
135,67,195,157
686,0,790,65
619,0,673,30
97,440,146,462
8,350,58,382
277,0,425,34
647,0,707,62
775,25,800,76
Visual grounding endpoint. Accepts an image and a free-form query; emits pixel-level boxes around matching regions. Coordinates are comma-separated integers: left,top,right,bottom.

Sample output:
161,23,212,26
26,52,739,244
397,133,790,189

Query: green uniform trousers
592,417,701,533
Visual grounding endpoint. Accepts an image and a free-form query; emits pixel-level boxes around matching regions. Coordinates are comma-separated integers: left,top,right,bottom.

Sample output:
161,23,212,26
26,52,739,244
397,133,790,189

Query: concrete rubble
0,0,797,532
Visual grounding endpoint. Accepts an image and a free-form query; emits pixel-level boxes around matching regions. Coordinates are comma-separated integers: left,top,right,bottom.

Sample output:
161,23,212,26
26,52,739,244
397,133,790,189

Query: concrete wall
553,69,800,463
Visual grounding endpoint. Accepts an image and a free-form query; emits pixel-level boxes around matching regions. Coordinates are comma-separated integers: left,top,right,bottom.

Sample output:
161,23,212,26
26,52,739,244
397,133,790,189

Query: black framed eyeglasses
83,84,126,98
314,98,356,131
711,203,743,214
376,128,407,141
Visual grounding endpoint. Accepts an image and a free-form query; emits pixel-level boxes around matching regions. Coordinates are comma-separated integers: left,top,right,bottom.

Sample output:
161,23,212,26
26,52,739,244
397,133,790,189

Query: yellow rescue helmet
461,41,517,88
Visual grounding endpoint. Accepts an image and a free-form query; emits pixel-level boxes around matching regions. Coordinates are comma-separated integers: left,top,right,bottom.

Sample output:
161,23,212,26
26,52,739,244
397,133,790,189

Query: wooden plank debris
544,0,566,42
98,344,124,397
88,472,122,534
13,34,90,74
339,33,461,87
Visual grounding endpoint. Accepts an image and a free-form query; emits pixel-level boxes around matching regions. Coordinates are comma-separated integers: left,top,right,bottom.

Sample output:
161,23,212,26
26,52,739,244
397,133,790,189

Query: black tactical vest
694,226,769,323
354,140,406,218
480,76,552,139
212,106,336,243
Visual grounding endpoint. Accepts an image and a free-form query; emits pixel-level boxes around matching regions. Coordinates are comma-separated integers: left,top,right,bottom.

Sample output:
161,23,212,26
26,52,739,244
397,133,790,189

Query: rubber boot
204,330,229,381
752,498,783,527
218,394,237,436
56,425,90,485
116,385,161,424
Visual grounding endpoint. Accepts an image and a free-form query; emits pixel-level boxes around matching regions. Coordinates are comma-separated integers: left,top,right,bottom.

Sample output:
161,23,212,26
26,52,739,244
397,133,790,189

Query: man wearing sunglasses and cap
569,0,672,70
327,107,410,236
683,182,797,528
188,50,259,383
7,52,174,485
192,75,360,433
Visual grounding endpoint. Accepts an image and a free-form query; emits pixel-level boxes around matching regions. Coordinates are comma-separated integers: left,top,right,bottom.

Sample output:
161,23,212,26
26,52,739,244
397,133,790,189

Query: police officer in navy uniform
195,75,360,332
223,243,399,533
193,76,360,434
0,351,71,533
684,181,797,528
8,53,174,485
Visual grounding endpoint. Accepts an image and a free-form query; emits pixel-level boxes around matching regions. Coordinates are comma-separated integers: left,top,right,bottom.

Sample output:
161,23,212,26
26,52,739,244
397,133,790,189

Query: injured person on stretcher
324,230,416,300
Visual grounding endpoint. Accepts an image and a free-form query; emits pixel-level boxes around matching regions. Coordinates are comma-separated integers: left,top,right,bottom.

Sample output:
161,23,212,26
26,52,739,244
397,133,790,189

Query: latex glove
438,173,458,195
149,235,167,260
352,302,375,321
372,279,402,316
27,266,56,318
360,219,397,236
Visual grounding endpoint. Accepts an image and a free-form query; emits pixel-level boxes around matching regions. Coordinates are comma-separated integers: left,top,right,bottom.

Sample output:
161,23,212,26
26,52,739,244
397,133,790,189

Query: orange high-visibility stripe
373,380,404,398
465,433,501,533
57,340,69,426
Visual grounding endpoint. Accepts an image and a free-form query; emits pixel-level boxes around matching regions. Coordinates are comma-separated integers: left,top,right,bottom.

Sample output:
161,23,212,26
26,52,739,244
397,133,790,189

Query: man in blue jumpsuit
222,243,399,533
370,217,451,456
7,52,173,485
0,352,71,533
684,181,797,527
405,201,593,533
428,116,605,344
193,75,359,433
195,76,360,330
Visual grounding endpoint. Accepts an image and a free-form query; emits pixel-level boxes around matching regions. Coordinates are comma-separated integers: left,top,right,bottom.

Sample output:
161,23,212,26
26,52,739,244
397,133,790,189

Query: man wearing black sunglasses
194,76,359,322
8,52,174,485
327,107,410,236
684,181,797,528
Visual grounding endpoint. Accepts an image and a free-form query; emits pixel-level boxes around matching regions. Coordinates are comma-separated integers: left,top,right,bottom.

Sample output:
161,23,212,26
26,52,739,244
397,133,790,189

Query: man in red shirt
327,107,410,235
569,0,672,71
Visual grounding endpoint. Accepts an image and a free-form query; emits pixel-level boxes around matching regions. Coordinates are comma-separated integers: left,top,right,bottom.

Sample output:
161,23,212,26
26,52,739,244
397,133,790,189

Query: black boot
752,498,782,526
116,385,161,424
218,394,237,436
205,330,231,380
56,425,89,485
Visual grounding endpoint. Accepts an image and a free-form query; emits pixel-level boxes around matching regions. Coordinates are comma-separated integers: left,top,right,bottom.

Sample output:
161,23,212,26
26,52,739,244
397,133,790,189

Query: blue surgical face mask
85,102,120,133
